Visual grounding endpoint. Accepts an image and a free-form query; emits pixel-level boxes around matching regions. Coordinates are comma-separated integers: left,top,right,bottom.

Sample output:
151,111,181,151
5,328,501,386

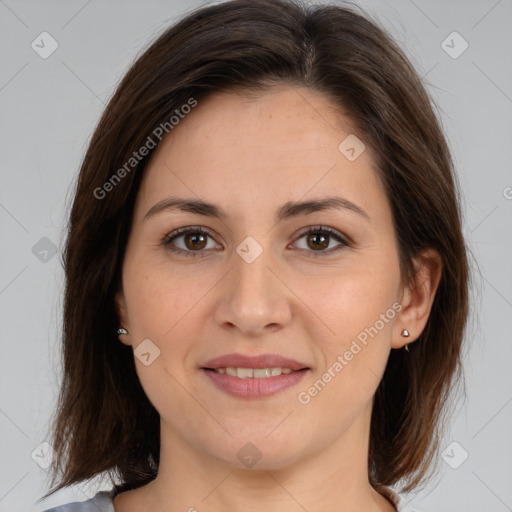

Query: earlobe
392,248,442,349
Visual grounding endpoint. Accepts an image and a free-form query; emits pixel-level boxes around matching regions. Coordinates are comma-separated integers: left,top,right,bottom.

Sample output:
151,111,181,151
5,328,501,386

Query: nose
213,241,293,336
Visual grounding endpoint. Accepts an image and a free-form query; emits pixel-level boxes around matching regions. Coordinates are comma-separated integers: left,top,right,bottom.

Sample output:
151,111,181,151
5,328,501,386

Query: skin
114,84,442,512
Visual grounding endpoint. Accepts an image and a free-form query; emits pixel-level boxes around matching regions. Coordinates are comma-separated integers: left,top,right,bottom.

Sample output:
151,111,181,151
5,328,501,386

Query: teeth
213,367,296,378
237,368,254,378
253,368,271,378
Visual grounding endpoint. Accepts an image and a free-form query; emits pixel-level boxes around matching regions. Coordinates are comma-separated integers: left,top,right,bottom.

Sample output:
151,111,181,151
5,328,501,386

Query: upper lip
201,353,309,371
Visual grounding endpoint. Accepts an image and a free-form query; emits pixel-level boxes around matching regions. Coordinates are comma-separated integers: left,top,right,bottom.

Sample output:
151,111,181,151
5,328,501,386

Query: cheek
122,264,205,416
316,265,400,342
303,260,400,400
120,270,202,417
295,279,397,428
123,257,210,339
132,361,209,446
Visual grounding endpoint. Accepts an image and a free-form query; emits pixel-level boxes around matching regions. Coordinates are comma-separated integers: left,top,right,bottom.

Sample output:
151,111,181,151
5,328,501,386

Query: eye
291,225,351,257
161,226,221,258
161,225,351,258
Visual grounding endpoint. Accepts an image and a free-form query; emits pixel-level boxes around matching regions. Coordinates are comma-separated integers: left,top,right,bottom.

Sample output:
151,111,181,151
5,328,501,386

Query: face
115,85,411,470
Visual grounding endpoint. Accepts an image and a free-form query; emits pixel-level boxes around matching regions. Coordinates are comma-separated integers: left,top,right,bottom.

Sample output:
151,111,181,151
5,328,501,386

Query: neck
124,402,396,512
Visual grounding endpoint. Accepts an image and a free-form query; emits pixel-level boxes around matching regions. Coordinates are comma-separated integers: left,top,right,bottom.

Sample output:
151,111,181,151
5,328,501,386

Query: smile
211,367,295,378
200,352,310,398
202,367,309,398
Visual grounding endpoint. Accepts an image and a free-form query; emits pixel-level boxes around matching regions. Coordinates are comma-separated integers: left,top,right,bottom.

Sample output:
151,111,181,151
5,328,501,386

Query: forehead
164,84,358,153
134,85,386,222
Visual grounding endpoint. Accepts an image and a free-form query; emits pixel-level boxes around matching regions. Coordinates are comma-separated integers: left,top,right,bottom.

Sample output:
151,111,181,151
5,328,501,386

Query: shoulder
40,489,116,512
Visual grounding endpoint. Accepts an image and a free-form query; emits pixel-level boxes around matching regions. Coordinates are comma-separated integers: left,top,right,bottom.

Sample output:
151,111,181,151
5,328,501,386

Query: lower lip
202,368,309,399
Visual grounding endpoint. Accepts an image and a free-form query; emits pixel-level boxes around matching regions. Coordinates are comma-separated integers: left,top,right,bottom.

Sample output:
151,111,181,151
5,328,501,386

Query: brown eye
306,232,330,251
162,225,350,259
292,226,350,257
183,232,208,250
162,227,220,258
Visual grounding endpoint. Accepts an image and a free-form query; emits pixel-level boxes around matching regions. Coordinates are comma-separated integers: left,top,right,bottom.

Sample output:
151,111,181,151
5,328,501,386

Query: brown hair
40,0,470,503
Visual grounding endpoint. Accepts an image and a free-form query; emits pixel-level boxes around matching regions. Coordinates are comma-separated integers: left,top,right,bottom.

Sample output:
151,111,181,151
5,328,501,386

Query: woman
38,0,469,511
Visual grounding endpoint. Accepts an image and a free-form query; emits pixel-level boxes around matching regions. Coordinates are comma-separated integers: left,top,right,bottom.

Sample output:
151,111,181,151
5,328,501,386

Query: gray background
0,0,511,511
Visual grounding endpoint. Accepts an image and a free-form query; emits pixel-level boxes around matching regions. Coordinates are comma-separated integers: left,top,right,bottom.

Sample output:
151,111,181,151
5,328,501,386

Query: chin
202,433,303,470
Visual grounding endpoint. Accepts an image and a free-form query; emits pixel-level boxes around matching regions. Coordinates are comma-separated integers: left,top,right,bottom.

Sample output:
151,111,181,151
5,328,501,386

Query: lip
200,352,310,399
202,368,309,399
201,353,309,371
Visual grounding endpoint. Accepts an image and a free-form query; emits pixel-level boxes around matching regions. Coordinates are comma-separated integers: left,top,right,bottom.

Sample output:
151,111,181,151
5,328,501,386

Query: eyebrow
143,195,370,222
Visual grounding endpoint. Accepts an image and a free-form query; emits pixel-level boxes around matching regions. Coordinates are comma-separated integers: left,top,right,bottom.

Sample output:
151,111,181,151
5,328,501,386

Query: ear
392,248,442,349
115,289,132,346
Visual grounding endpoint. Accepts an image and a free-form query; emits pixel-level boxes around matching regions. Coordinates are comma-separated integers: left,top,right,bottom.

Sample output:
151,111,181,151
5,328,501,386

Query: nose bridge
233,236,278,309
215,234,292,332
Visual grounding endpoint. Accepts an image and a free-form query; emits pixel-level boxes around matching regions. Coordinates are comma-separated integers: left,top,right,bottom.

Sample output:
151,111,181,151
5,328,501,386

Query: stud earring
117,328,129,335
401,329,410,352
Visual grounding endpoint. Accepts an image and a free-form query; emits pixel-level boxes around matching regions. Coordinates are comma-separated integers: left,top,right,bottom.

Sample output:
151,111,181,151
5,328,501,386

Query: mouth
200,353,310,399
203,366,303,378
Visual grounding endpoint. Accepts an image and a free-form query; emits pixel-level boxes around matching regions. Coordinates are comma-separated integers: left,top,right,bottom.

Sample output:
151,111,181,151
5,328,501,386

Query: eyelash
161,225,352,259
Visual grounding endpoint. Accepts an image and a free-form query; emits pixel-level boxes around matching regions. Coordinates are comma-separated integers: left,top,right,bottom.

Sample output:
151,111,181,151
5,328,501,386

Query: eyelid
162,225,218,242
